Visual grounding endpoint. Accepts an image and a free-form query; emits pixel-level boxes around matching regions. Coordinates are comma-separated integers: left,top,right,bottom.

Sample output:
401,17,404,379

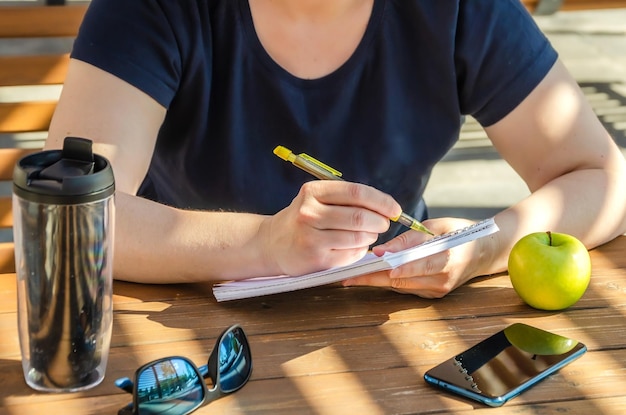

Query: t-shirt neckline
238,0,386,87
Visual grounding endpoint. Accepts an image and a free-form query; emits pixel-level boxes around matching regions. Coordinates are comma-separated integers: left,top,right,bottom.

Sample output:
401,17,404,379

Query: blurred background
424,7,626,220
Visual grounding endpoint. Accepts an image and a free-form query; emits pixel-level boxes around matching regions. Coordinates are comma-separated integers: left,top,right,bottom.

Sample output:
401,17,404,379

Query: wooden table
1,236,625,414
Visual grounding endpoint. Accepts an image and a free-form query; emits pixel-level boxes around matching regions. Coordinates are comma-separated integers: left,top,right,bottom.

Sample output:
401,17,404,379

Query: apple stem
547,231,552,246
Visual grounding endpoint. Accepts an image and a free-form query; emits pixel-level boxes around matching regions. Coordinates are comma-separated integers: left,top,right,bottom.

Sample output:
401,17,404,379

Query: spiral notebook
213,217,499,301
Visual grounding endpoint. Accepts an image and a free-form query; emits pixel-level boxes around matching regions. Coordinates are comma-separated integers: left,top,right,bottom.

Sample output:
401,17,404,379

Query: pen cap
13,137,115,205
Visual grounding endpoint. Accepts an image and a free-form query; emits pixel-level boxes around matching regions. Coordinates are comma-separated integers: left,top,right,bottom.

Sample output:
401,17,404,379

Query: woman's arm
484,59,626,272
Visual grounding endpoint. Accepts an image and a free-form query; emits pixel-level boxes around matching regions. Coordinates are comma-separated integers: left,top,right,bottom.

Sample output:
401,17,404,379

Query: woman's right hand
260,180,403,277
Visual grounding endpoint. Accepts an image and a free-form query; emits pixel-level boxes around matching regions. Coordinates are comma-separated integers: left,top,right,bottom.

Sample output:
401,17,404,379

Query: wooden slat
0,54,70,87
0,5,88,38
0,197,12,230
0,101,58,133
0,242,14,274
522,0,626,12
0,148,38,181
567,0,626,9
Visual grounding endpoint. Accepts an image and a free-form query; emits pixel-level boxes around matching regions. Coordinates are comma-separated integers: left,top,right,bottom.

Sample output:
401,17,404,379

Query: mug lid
13,137,115,204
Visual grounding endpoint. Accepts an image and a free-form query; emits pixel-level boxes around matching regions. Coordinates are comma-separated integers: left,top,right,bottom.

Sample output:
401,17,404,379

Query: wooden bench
0,4,87,273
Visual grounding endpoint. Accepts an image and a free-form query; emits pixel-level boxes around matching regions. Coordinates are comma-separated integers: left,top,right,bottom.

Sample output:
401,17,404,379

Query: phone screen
424,323,586,407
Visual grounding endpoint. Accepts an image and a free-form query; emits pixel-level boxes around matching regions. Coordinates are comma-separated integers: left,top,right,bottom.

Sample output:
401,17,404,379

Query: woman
46,0,626,298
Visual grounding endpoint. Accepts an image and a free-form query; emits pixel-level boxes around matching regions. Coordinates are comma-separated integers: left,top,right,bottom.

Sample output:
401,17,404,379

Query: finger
389,250,452,279
289,239,372,275
342,270,393,287
300,181,402,224
307,228,380,252
372,228,432,255
343,270,436,290
304,202,392,234
387,275,451,299
342,272,450,299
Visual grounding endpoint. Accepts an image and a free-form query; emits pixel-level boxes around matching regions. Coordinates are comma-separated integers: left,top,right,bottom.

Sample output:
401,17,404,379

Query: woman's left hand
342,217,494,298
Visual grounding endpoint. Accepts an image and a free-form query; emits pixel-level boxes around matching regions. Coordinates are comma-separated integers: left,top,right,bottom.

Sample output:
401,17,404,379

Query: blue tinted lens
137,358,204,415
217,327,252,392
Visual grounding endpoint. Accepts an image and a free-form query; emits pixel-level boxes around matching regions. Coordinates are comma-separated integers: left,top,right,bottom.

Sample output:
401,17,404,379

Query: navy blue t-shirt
71,0,557,241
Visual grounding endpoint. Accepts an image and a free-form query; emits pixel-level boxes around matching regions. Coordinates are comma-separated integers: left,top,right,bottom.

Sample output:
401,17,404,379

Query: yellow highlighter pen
273,145,434,236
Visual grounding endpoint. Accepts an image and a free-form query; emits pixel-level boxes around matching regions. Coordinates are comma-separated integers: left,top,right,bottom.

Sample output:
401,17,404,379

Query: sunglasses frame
116,324,252,415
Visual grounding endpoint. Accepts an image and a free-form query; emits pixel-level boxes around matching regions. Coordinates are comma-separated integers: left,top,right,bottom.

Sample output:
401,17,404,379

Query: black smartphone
423,323,586,407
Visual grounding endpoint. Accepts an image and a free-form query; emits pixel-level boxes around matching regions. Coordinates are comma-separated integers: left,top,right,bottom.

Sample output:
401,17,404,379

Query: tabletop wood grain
0,236,625,414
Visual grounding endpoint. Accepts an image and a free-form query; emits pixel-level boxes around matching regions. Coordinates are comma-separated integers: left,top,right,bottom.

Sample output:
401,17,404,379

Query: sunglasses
115,325,252,415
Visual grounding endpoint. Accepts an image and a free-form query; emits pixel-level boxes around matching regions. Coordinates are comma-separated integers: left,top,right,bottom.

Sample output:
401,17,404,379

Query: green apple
508,231,591,311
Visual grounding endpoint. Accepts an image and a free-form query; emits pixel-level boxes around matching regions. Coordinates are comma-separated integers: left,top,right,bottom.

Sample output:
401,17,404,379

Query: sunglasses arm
115,377,134,394
117,402,133,415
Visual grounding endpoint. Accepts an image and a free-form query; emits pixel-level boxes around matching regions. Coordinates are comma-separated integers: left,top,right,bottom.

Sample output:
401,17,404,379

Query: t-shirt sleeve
70,0,183,108
455,0,558,127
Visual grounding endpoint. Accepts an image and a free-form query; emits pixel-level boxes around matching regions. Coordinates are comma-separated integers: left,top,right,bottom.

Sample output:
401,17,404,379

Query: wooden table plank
2,348,623,414
2,274,625,360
